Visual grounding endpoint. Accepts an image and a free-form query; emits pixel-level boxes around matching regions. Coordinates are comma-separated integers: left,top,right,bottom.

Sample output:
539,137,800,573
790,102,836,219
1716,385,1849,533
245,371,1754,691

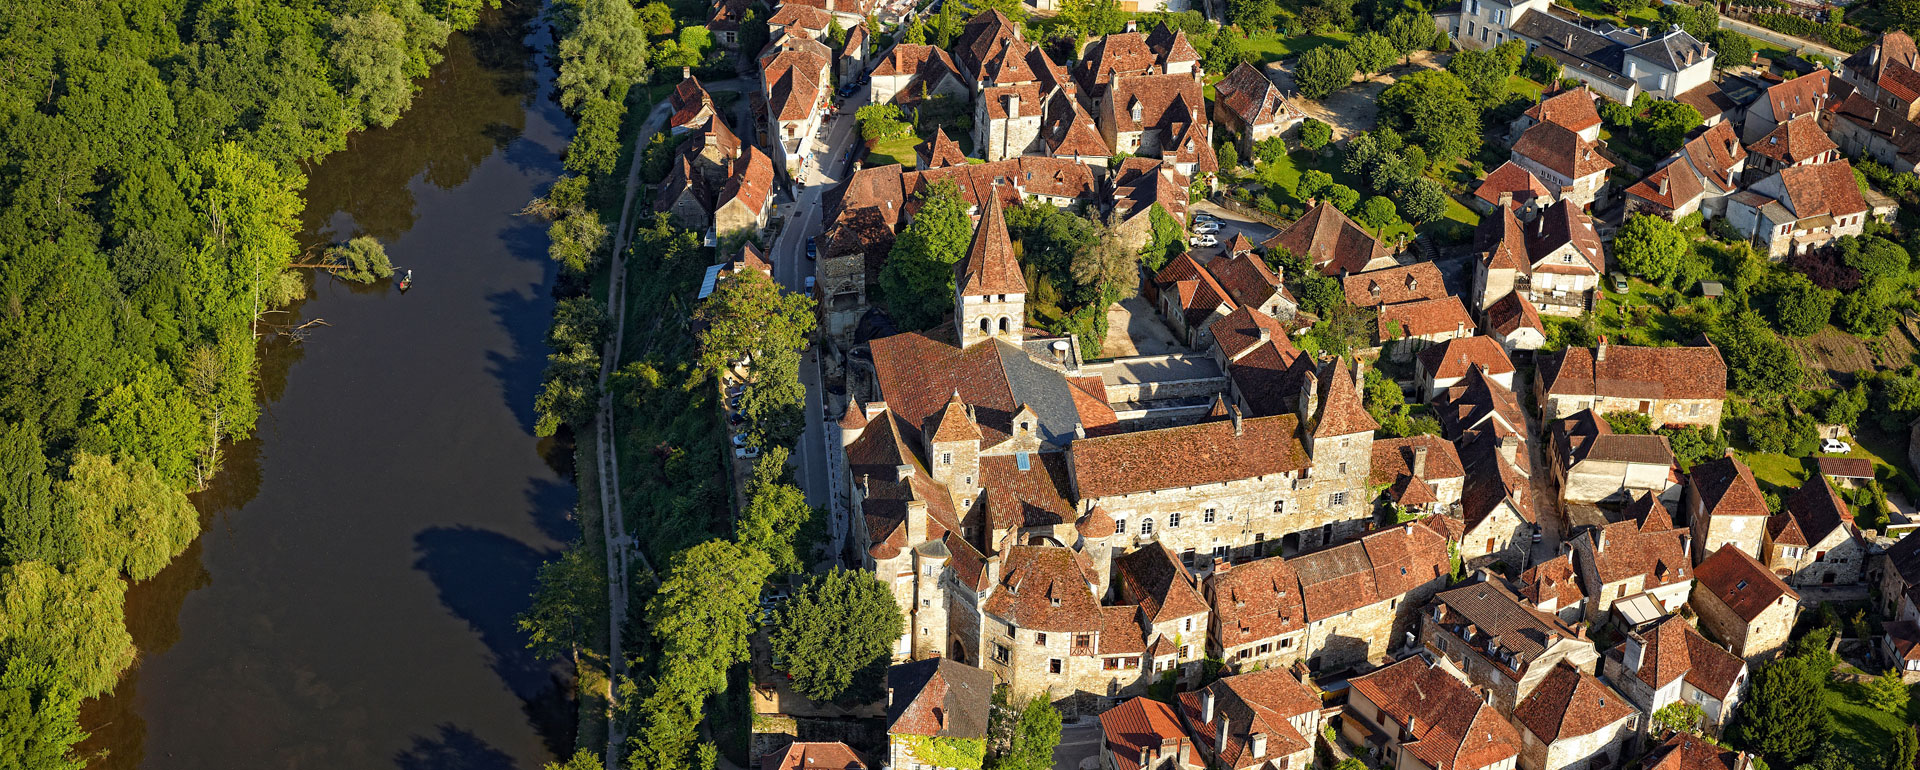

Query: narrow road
1718,16,1847,62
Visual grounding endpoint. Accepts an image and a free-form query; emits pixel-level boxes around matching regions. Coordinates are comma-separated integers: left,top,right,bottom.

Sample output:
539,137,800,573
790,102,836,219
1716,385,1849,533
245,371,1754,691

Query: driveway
1102,295,1184,357
1265,51,1448,141
1053,719,1104,770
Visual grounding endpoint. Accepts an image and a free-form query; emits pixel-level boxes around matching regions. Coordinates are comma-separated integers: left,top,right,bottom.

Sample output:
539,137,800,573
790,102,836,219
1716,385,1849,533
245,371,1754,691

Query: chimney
1575,622,1588,640
1006,94,1021,121
1407,715,1417,734
1682,534,1692,559
1177,741,1190,768
906,494,928,544
1623,633,1645,672
1598,528,1608,552
1138,746,1150,769
1658,175,1668,195
1497,190,1513,207
1595,336,1608,362
683,66,691,80
1413,445,1429,478
1874,45,1883,67
1250,734,1267,759
1202,689,1216,723
1258,325,1271,344
1299,373,1320,422
1231,405,1244,437
866,400,889,422
1353,357,1366,389
1499,433,1520,465
1126,18,1137,31
896,464,912,482
1215,711,1230,757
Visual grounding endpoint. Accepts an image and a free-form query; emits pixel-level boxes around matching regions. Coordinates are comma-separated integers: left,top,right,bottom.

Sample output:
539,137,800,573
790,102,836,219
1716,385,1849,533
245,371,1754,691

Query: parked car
1190,234,1218,247
1609,272,1629,293
1194,212,1222,224
1821,438,1852,454
804,275,816,292
806,236,818,260
1192,221,1221,234
732,433,749,448
735,446,761,460
729,413,745,425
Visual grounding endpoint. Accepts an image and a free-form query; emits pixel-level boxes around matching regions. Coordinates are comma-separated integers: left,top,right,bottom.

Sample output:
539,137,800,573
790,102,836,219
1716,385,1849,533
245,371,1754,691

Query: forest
0,0,487,765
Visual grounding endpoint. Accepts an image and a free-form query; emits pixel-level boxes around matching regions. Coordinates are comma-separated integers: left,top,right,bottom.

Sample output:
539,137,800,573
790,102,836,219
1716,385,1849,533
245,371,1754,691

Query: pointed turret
955,185,1026,348
924,391,982,491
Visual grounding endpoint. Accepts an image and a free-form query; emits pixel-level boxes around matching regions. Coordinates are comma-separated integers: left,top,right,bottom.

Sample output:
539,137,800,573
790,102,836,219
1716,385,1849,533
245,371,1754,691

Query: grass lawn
1507,75,1546,102
866,134,918,168
1733,424,1906,493
1253,147,1481,243
1557,0,1657,26
1242,30,1353,64
1823,671,1917,762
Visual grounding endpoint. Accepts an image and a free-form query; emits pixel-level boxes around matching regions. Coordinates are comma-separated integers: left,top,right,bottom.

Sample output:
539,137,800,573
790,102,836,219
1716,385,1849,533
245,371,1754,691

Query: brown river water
77,6,579,768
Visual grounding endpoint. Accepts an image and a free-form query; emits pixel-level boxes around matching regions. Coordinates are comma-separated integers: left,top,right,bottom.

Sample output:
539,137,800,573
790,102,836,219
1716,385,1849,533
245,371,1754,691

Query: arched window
1140,517,1155,537
998,316,1010,333
979,317,991,334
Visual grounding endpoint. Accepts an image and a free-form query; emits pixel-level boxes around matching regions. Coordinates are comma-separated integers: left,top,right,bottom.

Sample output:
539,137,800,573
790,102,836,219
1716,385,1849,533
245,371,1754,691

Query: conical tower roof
956,185,1025,297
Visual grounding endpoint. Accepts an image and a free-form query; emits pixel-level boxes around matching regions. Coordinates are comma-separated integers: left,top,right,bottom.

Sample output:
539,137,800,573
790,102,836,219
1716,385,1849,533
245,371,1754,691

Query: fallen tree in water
291,236,395,283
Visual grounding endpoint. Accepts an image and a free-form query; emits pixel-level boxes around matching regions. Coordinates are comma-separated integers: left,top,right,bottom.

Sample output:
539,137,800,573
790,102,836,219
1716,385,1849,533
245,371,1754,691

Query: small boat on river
398,269,413,292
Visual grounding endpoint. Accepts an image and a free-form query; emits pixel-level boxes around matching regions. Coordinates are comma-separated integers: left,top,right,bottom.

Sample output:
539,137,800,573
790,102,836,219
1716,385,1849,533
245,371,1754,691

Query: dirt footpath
1264,50,1449,141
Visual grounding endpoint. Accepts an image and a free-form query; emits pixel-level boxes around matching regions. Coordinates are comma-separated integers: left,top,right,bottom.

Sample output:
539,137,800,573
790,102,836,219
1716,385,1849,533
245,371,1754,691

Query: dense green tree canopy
517,538,606,664
1377,71,1480,162
60,453,199,582
880,181,974,330
1294,46,1357,100
769,568,903,702
0,562,134,700
0,657,87,770
1612,214,1686,286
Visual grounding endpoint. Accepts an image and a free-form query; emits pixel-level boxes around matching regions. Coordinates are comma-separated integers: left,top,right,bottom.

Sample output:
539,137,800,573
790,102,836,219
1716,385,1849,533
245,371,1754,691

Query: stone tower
924,391,983,501
954,185,1026,348
1297,358,1380,549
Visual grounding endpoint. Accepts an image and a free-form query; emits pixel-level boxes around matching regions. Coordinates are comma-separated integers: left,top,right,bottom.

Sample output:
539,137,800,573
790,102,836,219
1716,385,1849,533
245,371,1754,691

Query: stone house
1691,545,1800,664
761,41,832,173
978,545,1131,704
1239,521,1453,672
1878,531,1920,622
1623,121,1748,222
1548,409,1677,509
1511,663,1639,770
1434,366,1527,440
1100,696,1204,770
1345,262,1446,310
1641,733,1757,770
654,152,714,230
713,146,776,243
1205,554,1309,669
1436,0,1552,51
767,4,831,44
840,23,867,87
1177,669,1322,770
887,658,993,770
1534,341,1727,428
1568,496,1694,623
871,45,968,104
1484,293,1548,354
1764,476,1866,586
1115,544,1212,684
1148,252,1292,349
1837,31,1920,111
706,0,751,48
1452,427,1537,570
1098,72,1216,179
1829,88,1920,175
1472,201,1604,318
1378,296,1478,362
1511,119,1613,210
1739,70,1837,146
1598,615,1747,735
1685,456,1770,565
1069,358,1378,559
762,743,865,770
1212,62,1301,157
1419,577,1600,711
1371,436,1466,518
977,81,1045,162
1519,554,1587,625
1883,621,1920,680
1724,160,1870,259
1742,115,1839,184
1076,24,1201,110
1109,158,1191,252
1473,160,1553,219
1342,655,1524,770
1207,251,1295,321
1416,336,1515,401
1262,201,1394,276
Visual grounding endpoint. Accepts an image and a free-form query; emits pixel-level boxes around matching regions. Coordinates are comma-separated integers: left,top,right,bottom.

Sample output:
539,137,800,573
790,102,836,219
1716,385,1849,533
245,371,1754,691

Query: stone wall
1519,713,1637,770
1780,530,1867,587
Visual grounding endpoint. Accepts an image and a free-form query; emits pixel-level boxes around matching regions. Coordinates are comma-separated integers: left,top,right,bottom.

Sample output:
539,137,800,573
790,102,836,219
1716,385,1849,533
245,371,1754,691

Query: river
78,6,578,769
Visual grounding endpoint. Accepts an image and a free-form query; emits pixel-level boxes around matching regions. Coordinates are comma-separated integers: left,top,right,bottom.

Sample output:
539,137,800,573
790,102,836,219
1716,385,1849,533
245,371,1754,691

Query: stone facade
1516,711,1636,770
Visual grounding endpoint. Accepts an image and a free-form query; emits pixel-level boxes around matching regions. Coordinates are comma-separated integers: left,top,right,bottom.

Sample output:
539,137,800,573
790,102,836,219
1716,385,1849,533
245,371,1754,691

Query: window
1338,462,1348,475
961,497,972,508
1281,638,1293,649
1036,632,1048,646
994,644,1010,663
1273,500,1285,513
1141,518,1155,536
1115,518,1128,534
1184,618,1193,632
922,599,930,607
1214,545,1227,560
1204,507,1216,523
1329,491,1347,506
1075,634,1092,648
1180,645,1191,659
1015,451,1030,471
1256,643,1271,655
1048,658,1063,674
941,452,952,465
1169,512,1182,528
1104,657,1125,670
1005,621,1017,638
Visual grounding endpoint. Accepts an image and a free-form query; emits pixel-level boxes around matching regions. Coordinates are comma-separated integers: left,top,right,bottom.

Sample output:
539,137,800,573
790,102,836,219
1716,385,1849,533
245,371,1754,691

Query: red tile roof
1474,160,1552,210
761,742,865,770
1485,292,1545,338
1348,657,1522,770
888,658,994,738
1518,553,1584,610
1689,455,1770,520
1379,296,1476,340
1098,605,1147,655
1694,544,1798,622
1643,733,1744,770
1117,543,1210,624
1747,115,1836,163
1069,414,1309,498
1208,306,1293,363
1226,341,1312,418
983,545,1103,632
1101,697,1202,770
1104,72,1207,137
1343,262,1445,307
1077,506,1117,538
957,185,1024,297
978,452,1076,531
1042,91,1110,157
1513,664,1635,744
1785,475,1855,546
1263,201,1387,276
1418,336,1514,383
1524,88,1602,133
1617,614,1745,698
1538,343,1728,402
919,128,970,169
1434,366,1525,438
1214,61,1291,129
1079,31,1159,93
718,145,776,217
1760,69,1834,123
1209,555,1306,647
1178,669,1319,769
1582,495,1691,588
1513,121,1612,180
1777,160,1870,220
1311,358,1378,438
768,4,831,31
764,48,829,122
1371,435,1466,489
1205,252,1285,311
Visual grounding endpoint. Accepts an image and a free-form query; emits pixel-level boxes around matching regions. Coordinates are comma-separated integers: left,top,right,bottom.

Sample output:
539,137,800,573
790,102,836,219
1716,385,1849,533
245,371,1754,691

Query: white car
735,446,761,460
1192,221,1222,234
1190,234,1219,247
731,433,749,448
1821,438,1852,454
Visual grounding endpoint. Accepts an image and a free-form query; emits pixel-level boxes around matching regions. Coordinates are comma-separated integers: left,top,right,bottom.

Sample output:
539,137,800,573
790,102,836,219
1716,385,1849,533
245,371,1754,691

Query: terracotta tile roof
957,185,1024,297
983,545,1103,632
1146,24,1200,64
1644,733,1744,770
1525,199,1604,275
1513,121,1613,180
655,150,713,216
1286,521,1449,618
768,4,831,31
1154,252,1235,330
1748,115,1837,163
871,44,963,87
1204,252,1284,310
1785,475,1854,546
1211,306,1293,360
1077,506,1117,538
1179,670,1318,769
870,332,1114,447
1817,457,1875,479
1766,507,1809,547
1760,69,1834,123
1214,61,1291,129
1580,495,1691,588
764,48,829,122
1514,664,1634,744
1777,160,1870,220
1348,657,1522,770
1518,553,1584,609
1418,336,1515,383
1379,296,1476,340
1538,343,1728,402
1675,81,1740,121
1477,205,1531,273
1887,621,1920,663
1371,435,1466,489
1262,201,1387,276
1079,31,1159,93
1552,409,1675,468
1684,122,1748,193
1344,262,1445,307
972,451,1072,533
976,36,1039,87
1097,605,1147,654
982,82,1045,120
1103,72,1207,138
1524,88,1602,133
1069,414,1308,498
1227,341,1312,418
1485,291,1545,339
718,145,776,217
888,658,994,737
1042,91,1110,157
761,742,865,770
1311,359,1378,438
1617,614,1745,697
1110,157,1190,225
1430,577,1584,672
1101,697,1202,770
1849,31,1920,83
1434,366,1525,439
1695,544,1798,622
954,10,1021,79
1117,543,1210,624
1473,160,1552,210
1028,46,1074,95
1209,555,1307,646
1690,455,1770,520
919,128,969,169
1625,157,1705,211
669,75,716,129
1457,427,1535,530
